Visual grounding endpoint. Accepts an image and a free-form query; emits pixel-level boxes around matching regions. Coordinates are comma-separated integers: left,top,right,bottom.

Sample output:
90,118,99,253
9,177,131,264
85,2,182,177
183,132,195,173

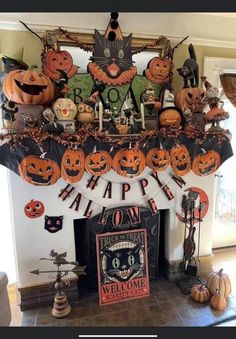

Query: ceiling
1,12,236,48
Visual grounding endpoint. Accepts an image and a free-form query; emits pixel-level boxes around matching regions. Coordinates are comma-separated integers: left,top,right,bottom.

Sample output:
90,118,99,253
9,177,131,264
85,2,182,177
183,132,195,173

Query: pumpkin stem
218,268,224,276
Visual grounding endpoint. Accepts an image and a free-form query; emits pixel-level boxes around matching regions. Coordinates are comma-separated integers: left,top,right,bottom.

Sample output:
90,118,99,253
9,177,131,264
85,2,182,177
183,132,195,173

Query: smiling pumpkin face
61,149,85,183
85,151,112,176
170,145,191,176
113,149,146,178
53,98,77,120
175,87,205,113
192,151,221,176
145,57,173,84
146,148,171,172
19,156,60,186
24,199,45,218
159,108,182,127
3,69,55,105
43,50,78,80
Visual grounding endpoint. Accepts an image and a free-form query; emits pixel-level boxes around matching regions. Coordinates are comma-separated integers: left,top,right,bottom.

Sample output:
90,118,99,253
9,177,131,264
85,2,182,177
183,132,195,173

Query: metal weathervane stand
31,249,86,318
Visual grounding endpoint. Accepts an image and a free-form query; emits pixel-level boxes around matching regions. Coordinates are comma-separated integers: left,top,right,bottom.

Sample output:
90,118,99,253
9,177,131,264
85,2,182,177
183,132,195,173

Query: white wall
8,162,215,287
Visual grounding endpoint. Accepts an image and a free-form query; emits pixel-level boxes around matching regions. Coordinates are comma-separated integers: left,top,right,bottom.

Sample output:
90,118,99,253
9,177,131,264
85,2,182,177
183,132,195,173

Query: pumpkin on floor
211,289,227,311
191,284,210,303
206,268,232,298
3,68,55,105
170,144,191,176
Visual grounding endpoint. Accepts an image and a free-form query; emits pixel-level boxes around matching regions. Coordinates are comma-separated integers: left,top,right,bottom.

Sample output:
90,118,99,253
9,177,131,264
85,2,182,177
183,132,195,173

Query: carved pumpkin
206,268,232,298
175,87,205,113
53,98,77,121
24,199,45,218
43,50,78,80
19,155,60,186
85,151,112,176
191,284,211,303
159,107,182,127
3,69,55,105
61,149,85,183
170,144,191,176
192,150,221,176
113,148,146,178
144,57,173,84
211,289,227,311
146,148,170,172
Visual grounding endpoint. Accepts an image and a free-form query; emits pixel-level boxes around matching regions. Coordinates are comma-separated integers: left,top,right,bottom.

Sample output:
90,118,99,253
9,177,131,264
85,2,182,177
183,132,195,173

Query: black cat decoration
177,44,199,88
103,242,143,283
87,15,137,86
44,216,63,233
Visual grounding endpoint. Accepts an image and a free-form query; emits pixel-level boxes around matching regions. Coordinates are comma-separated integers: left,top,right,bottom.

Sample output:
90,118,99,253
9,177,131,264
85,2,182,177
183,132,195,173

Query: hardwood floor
8,247,236,327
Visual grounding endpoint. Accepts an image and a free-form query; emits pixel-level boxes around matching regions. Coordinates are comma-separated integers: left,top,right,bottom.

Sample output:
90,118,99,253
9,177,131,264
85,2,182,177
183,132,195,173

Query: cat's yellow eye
104,48,111,58
118,49,124,59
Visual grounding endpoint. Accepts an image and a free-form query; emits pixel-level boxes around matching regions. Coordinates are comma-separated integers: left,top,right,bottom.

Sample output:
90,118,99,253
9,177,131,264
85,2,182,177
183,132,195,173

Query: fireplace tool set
178,191,205,294
31,249,86,318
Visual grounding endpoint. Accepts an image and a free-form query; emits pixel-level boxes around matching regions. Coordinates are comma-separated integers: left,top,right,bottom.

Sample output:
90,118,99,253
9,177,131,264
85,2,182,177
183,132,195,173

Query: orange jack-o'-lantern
175,87,205,113
43,50,78,80
170,144,191,176
3,69,55,105
85,151,112,176
192,150,221,176
19,156,60,186
113,148,146,178
52,98,77,120
146,148,170,172
24,199,45,218
159,107,182,127
144,57,173,84
61,149,85,183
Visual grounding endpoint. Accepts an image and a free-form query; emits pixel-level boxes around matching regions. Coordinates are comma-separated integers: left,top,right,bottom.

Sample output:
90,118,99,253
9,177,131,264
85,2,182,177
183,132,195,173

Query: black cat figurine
44,216,63,233
177,44,199,88
103,243,143,282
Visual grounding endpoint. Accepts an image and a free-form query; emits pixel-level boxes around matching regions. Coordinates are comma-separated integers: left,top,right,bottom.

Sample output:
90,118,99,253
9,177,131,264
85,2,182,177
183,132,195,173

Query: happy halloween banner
0,134,233,187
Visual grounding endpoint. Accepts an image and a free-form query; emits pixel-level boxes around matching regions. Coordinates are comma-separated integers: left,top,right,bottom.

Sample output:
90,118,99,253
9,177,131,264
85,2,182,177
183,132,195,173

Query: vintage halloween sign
96,228,149,305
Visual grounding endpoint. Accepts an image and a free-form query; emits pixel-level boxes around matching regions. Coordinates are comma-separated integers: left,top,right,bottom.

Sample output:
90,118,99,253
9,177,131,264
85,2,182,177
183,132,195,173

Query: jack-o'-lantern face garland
19,155,60,186
24,199,45,218
146,148,170,172
192,150,221,176
85,151,112,176
113,149,146,178
144,57,173,84
61,149,85,183
170,144,191,176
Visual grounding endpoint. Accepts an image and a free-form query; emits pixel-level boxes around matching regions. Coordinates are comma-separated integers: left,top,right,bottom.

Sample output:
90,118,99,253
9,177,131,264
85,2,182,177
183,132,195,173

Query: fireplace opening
73,207,167,295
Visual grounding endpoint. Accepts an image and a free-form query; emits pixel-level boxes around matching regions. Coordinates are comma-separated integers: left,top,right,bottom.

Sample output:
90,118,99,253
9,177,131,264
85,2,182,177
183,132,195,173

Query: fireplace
74,207,166,292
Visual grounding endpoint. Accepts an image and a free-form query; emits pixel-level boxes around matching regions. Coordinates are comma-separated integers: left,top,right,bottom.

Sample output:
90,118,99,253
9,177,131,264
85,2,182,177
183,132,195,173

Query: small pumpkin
159,107,182,127
146,148,170,172
43,50,78,80
191,284,211,303
85,151,112,177
19,155,60,186
175,87,206,113
3,69,55,105
211,289,227,311
206,268,232,298
192,150,221,176
144,57,173,84
61,149,85,183
113,148,146,178
24,199,45,218
116,124,129,135
53,98,77,121
170,144,191,176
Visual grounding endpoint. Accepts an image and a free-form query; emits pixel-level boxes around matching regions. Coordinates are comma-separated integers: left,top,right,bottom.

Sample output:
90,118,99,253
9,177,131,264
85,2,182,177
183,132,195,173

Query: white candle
98,101,103,131
140,103,145,129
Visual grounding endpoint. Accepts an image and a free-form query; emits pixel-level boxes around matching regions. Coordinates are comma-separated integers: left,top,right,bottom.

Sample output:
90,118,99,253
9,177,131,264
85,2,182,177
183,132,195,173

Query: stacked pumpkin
191,268,232,311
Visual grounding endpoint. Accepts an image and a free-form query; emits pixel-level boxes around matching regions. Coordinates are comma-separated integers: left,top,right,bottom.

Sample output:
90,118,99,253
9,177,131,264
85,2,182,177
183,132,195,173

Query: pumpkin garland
146,147,170,172
170,144,191,176
85,150,112,177
113,148,146,178
192,149,221,176
61,148,85,183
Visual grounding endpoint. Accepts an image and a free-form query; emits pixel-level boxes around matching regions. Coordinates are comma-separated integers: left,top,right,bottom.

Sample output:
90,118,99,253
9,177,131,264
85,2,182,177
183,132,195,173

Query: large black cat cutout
103,242,143,282
177,44,199,88
88,29,137,86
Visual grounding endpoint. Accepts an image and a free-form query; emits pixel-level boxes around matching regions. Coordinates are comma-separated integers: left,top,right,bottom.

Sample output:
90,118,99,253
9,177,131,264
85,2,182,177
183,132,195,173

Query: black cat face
91,29,134,78
44,215,63,233
103,243,143,282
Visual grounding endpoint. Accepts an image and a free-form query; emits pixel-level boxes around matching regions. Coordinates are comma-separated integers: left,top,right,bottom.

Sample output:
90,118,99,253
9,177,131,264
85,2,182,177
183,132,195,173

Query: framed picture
96,228,149,306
